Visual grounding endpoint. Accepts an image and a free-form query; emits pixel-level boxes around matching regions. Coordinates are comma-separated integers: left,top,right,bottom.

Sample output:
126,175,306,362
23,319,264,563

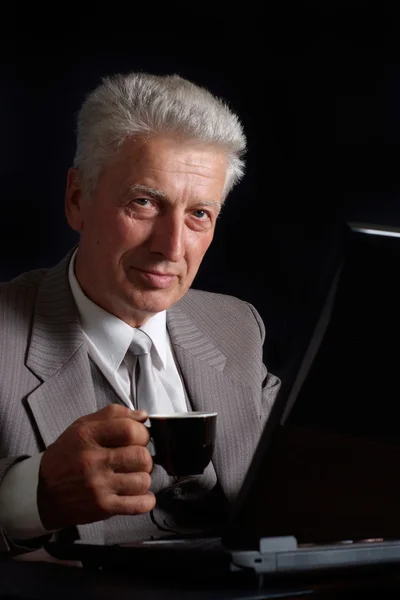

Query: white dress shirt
0,250,187,540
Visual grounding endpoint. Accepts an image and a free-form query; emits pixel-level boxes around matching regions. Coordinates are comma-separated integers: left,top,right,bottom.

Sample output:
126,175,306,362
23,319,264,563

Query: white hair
73,72,247,200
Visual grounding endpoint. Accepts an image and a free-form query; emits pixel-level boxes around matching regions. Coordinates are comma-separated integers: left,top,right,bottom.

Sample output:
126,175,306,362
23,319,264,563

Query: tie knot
129,329,152,356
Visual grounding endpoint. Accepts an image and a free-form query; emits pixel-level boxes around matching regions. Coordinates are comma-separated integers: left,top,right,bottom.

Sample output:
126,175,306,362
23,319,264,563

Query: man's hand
37,404,155,531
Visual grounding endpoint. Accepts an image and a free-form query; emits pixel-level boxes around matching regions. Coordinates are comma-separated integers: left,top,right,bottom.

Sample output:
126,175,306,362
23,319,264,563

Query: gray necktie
129,329,159,415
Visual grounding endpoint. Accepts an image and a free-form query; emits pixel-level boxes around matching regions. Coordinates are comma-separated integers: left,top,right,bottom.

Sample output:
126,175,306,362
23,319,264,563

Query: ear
65,168,85,232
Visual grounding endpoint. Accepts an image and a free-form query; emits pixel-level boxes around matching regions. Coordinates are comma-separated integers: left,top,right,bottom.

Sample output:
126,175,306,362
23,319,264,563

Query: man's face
65,136,227,326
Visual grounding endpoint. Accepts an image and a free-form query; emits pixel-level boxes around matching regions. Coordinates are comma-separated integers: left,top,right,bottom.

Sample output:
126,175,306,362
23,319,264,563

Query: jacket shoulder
177,288,265,342
1,268,48,290
182,288,252,313
0,268,48,318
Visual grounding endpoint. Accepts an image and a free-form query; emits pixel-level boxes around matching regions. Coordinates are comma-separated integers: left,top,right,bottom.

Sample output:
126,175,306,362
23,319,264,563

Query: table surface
3,550,400,599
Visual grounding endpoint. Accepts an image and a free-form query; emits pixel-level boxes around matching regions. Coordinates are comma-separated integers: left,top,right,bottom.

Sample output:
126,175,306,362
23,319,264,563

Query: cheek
185,233,214,271
96,213,147,248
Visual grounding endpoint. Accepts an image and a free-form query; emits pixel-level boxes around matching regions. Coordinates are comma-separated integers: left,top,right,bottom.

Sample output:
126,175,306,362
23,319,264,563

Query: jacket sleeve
245,301,281,421
0,457,52,557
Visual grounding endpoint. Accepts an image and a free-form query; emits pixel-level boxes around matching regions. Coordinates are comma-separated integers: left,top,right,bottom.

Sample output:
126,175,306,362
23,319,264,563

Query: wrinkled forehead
99,136,229,200
120,135,228,171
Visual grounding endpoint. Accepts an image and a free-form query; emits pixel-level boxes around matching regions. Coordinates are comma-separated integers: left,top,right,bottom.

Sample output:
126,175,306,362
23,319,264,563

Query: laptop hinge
259,535,298,553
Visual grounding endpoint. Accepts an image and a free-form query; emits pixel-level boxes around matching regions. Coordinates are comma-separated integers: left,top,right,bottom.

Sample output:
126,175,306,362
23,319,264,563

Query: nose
149,212,185,263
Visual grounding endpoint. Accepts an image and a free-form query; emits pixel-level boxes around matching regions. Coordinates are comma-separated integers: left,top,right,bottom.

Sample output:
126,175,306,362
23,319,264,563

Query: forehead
109,136,228,191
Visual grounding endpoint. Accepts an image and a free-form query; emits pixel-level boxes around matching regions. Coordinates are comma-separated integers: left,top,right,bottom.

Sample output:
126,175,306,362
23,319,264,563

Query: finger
77,405,148,424
111,471,152,496
107,445,153,474
84,418,150,448
109,492,156,516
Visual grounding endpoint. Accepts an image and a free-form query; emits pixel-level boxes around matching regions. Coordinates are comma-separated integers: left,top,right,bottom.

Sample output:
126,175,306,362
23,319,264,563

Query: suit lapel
26,346,96,446
26,250,97,445
25,251,102,543
167,303,263,501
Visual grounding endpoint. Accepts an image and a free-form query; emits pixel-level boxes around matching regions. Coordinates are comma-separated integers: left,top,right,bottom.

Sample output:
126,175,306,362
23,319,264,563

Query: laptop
46,222,400,582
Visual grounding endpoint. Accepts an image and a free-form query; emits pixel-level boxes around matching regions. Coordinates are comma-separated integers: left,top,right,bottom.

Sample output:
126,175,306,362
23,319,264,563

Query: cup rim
148,411,217,419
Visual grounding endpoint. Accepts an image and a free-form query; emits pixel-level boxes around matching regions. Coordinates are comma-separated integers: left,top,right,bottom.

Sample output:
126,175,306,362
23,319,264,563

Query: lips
131,267,178,289
138,268,177,277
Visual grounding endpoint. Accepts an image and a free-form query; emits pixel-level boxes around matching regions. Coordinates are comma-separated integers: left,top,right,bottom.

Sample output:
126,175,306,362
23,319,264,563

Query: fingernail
135,410,148,418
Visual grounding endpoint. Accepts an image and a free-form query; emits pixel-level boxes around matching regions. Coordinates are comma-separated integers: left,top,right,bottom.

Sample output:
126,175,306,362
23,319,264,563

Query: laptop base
46,534,400,584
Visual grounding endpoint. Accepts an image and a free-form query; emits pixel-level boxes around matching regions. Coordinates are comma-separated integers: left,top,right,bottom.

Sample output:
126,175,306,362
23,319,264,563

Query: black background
1,4,399,376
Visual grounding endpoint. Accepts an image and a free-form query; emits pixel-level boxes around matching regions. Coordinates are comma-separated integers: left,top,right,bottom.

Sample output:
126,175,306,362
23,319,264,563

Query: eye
193,209,208,219
134,198,152,207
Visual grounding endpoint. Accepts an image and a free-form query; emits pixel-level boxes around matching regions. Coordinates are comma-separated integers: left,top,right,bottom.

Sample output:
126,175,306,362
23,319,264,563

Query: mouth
130,267,178,289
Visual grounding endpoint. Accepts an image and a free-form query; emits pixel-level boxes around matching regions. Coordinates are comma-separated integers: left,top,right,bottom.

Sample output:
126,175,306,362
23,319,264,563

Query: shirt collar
68,249,168,371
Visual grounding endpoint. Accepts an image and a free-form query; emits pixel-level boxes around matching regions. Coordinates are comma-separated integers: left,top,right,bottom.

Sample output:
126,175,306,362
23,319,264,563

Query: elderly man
0,72,280,556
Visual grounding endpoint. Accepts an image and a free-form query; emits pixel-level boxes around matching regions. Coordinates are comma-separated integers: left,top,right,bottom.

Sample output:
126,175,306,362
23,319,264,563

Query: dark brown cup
148,412,217,477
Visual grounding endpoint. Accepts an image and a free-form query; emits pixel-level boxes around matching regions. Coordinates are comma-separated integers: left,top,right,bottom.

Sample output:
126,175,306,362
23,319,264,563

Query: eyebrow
127,183,221,213
128,184,169,202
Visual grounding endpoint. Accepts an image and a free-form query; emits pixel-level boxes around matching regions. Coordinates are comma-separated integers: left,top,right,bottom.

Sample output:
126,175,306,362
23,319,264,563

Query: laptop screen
226,223,400,548
286,222,400,442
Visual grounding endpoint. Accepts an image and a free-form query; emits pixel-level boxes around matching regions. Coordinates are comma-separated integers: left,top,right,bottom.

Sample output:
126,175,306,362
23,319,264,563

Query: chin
126,289,179,316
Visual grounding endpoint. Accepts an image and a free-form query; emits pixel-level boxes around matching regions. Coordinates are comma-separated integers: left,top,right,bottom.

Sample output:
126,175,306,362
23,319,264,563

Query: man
0,72,280,556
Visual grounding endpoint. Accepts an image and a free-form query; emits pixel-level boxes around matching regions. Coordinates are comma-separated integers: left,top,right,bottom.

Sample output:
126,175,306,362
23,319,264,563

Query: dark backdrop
1,5,399,376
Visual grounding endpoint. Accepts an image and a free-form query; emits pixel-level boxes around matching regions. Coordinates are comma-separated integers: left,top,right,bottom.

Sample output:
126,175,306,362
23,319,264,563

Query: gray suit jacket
0,252,280,554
